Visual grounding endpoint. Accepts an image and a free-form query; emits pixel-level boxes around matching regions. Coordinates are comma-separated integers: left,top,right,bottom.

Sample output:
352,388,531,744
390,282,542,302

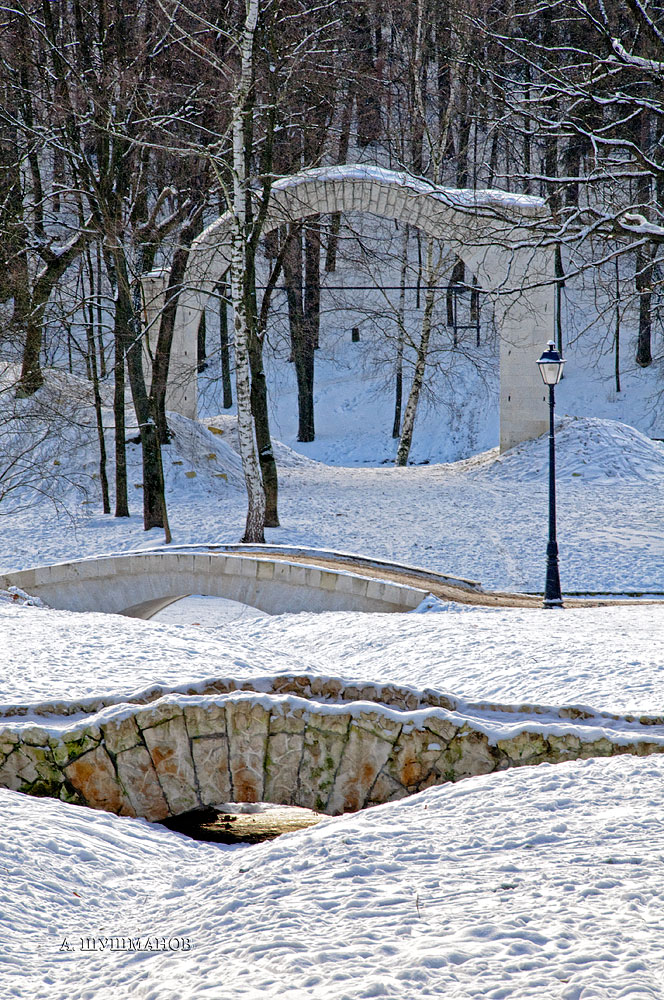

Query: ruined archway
160,164,555,451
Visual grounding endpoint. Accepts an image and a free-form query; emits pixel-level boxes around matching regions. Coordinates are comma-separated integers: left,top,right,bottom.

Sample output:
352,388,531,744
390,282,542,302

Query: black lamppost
536,341,566,609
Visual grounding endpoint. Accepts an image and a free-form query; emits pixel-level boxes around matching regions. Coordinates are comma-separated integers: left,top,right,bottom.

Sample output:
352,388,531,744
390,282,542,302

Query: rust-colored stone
143,717,200,815
115,745,169,821
64,746,130,815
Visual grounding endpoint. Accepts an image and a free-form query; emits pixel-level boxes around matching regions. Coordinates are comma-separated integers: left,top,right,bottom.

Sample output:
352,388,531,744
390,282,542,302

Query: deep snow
3,755,664,999
0,274,663,997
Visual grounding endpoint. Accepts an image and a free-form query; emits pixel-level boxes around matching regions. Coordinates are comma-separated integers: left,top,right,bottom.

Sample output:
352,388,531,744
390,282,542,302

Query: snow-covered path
266,462,664,593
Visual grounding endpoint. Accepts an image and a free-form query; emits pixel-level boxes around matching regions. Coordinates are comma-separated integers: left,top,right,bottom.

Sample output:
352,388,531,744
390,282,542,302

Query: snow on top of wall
5,680,663,752
475,416,664,482
272,164,549,216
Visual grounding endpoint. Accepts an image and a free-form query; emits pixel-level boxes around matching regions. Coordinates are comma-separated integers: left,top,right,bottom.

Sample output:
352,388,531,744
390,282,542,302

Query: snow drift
476,416,664,482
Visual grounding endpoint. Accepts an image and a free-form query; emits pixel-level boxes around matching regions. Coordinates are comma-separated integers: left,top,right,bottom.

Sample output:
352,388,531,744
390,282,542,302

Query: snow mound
165,412,245,488
4,754,664,999
411,593,475,614
477,416,664,482
0,363,249,518
0,364,100,511
204,414,319,468
0,586,46,608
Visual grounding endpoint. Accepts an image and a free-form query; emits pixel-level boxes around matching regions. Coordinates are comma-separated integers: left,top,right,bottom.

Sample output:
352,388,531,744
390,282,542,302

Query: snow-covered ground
0,302,663,996
2,600,664,722
3,754,664,999
0,403,662,594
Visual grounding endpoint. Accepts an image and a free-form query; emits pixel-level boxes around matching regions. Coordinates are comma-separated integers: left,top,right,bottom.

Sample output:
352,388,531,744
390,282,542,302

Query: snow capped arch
171,165,555,452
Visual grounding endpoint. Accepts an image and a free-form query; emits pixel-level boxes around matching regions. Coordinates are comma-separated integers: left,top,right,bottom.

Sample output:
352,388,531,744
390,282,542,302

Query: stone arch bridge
143,164,554,453
1,673,663,823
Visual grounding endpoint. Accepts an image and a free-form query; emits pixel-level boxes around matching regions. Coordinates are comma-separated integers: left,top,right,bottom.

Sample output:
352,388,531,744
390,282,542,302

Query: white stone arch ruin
148,164,554,451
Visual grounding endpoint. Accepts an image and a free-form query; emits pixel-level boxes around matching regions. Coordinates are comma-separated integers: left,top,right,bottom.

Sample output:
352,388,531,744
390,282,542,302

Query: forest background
2,0,663,541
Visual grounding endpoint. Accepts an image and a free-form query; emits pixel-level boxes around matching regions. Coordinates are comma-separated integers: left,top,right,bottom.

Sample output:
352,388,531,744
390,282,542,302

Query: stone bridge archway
157,165,554,452
0,548,441,615
1,674,661,823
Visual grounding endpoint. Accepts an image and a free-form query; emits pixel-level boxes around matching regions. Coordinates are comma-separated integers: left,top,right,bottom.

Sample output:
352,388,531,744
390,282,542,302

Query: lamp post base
543,540,564,609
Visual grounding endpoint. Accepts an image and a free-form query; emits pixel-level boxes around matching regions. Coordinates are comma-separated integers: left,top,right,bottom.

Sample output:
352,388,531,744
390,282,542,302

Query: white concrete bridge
0,544,488,617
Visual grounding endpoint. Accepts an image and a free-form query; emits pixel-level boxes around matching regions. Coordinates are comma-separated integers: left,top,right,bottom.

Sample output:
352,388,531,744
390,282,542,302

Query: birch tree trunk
230,0,265,543
395,3,445,468
395,236,437,467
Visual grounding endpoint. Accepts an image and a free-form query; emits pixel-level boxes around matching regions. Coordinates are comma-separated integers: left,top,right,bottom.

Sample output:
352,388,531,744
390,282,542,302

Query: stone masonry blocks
3,684,664,825
327,720,400,814
142,715,200,815
115,744,170,821
65,745,132,816
264,708,307,805
298,711,351,813
226,700,270,802
191,736,231,805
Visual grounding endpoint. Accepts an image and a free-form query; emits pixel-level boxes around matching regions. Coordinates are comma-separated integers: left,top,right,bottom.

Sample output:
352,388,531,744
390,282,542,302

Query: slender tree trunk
218,280,233,408
284,225,315,441
325,90,353,273
96,246,106,378
471,276,480,346
248,327,279,526
231,241,266,542
197,311,207,373
112,249,170,538
614,257,621,394
455,69,471,188
151,219,200,444
87,335,111,514
554,245,564,355
354,8,381,146
230,0,266,543
304,219,321,350
113,323,129,517
635,245,653,368
634,107,653,369
392,223,409,439
488,130,499,188
415,232,422,309
396,237,436,466
85,260,110,513
447,258,464,345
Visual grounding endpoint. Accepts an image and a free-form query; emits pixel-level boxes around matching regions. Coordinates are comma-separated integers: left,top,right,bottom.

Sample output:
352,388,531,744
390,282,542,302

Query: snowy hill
473,416,664,482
